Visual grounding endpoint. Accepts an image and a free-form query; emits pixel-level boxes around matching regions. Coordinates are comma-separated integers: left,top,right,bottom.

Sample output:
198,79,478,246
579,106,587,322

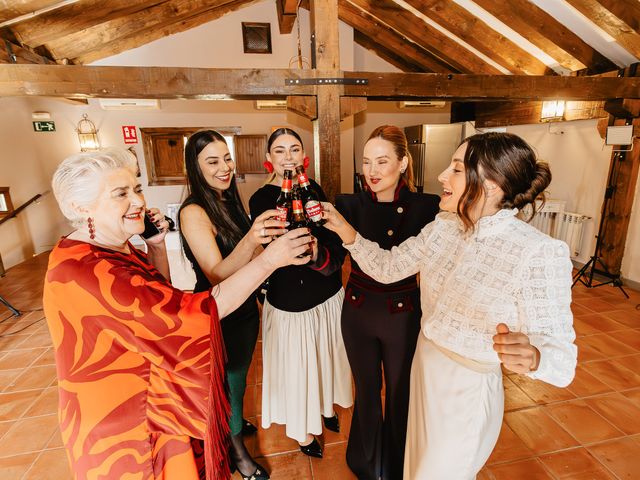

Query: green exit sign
33,121,56,132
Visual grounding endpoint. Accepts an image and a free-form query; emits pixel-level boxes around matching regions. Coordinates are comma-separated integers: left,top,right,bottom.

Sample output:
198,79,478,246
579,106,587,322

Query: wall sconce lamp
76,113,100,151
541,100,565,122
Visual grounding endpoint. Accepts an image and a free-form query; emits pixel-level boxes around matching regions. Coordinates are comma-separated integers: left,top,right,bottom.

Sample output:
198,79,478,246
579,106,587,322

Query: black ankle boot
229,432,270,479
299,437,323,458
323,413,340,433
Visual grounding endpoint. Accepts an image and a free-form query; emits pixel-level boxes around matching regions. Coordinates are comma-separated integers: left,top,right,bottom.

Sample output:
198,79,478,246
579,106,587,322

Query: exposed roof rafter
402,0,550,75
472,0,617,73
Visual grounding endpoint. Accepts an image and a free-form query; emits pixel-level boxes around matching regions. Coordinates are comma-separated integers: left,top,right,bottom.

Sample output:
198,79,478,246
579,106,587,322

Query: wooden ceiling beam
276,0,298,34
0,39,56,64
472,0,617,73
593,0,640,35
340,1,454,73
403,0,549,75
9,0,163,48
353,30,424,73
46,0,255,63
3,65,640,101
341,71,640,100
0,1,63,24
344,0,500,74
470,100,607,128
0,65,316,97
564,0,640,59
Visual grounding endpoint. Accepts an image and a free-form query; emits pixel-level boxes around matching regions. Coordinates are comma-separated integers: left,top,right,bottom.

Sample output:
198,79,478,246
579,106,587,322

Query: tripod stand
572,151,629,298
0,257,20,317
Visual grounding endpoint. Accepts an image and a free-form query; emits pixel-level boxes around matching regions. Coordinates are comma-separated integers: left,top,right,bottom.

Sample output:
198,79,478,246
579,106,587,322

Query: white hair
52,148,138,228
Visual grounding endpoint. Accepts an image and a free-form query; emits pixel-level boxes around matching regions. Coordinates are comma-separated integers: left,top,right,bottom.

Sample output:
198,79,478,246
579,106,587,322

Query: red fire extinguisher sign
122,126,138,144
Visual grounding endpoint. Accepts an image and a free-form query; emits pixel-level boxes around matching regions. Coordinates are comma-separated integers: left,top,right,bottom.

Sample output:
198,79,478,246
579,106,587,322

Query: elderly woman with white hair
43,148,312,480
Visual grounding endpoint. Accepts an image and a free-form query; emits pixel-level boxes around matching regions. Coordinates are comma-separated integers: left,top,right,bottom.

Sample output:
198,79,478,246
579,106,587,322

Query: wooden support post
599,105,640,275
310,0,341,201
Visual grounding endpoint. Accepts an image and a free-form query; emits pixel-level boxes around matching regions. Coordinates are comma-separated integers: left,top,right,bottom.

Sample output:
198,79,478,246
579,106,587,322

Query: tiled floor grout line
19,425,60,480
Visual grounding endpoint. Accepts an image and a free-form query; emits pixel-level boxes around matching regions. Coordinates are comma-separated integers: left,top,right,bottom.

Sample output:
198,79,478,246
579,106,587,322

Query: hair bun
512,162,551,210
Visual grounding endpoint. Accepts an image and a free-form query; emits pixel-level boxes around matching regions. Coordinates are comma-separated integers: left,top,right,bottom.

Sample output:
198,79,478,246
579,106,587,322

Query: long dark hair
180,130,250,253
458,132,551,231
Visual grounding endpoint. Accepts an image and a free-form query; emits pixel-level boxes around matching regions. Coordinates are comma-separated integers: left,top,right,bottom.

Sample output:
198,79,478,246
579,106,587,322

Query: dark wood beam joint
3,40,16,63
287,95,317,119
604,99,640,119
340,97,367,120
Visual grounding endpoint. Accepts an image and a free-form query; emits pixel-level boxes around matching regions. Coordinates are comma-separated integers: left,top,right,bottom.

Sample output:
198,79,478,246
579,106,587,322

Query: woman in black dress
335,125,440,479
179,130,287,479
249,128,353,458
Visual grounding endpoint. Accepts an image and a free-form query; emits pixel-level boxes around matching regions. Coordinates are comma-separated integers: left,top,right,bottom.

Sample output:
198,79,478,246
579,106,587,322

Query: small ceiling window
242,22,272,54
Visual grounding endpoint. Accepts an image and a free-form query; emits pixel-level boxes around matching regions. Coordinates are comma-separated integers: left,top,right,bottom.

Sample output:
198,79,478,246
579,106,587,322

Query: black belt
348,269,418,294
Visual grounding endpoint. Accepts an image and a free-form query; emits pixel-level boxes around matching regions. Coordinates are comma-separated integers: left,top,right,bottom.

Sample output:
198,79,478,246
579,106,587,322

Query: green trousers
221,305,260,436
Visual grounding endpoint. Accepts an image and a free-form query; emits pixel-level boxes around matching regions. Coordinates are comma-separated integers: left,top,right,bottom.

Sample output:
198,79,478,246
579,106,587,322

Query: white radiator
529,200,590,257
556,212,590,257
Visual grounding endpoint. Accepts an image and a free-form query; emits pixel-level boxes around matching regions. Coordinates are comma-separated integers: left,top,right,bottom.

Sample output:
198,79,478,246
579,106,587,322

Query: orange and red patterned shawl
43,238,230,480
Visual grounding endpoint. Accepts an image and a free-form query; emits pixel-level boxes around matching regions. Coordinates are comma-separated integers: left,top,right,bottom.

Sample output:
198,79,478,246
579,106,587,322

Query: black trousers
341,282,421,480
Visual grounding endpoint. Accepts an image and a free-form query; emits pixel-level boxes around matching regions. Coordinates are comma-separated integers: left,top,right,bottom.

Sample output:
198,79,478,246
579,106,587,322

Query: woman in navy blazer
335,125,440,480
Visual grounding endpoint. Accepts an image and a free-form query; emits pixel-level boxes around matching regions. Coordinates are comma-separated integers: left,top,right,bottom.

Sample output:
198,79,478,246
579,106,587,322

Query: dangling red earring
263,161,274,173
87,217,96,240
303,156,310,169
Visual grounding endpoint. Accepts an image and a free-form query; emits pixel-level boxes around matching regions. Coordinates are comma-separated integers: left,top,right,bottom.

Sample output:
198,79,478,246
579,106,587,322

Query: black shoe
242,418,258,435
229,432,269,479
299,437,323,458
323,414,340,433
234,462,270,480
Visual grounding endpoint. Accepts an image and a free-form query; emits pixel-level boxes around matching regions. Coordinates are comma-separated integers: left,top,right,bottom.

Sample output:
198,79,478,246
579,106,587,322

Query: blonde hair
52,148,138,228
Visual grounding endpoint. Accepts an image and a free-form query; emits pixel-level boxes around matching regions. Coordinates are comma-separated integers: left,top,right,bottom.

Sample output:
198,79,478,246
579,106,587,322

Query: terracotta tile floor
1,252,639,479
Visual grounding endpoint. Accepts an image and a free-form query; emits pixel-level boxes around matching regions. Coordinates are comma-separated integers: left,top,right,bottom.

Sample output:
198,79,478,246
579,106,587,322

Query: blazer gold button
351,295,357,300
397,207,404,213
387,229,393,236
397,302,403,308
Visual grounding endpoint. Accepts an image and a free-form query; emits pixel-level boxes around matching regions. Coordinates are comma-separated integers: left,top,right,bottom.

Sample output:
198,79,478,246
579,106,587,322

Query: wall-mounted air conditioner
398,100,447,109
98,98,161,110
255,100,287,110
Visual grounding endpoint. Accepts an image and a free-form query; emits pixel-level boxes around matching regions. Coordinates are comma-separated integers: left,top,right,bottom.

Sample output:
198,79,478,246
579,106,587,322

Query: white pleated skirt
404,335,504,480
261,288,353,442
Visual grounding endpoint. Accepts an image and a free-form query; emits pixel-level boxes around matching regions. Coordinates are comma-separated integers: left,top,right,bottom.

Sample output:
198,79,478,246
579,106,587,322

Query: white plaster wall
623,176,640,282
0,97,73,268
506,120,612,267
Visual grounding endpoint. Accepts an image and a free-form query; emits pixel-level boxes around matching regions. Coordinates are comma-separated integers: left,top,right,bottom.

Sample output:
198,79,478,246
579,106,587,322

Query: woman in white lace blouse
322,132,577,480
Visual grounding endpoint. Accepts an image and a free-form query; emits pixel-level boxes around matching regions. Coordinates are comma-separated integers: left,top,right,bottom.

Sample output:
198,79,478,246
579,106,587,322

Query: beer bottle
295,165,325,226
290,187,312,257
275,169,293,224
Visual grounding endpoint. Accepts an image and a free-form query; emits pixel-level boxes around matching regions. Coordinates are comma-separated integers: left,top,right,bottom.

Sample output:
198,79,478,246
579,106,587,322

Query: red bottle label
276,206,288,221
305,200,323,222
293,199,304,213
281,179,292,191
298,173,310,187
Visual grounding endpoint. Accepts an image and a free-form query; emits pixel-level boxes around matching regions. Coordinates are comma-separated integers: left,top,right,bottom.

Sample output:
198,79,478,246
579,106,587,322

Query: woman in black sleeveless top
179,130,287,480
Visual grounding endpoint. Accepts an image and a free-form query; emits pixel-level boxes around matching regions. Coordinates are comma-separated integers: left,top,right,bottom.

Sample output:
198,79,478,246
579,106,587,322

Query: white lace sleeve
344,221,436,284
519,239,577,387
